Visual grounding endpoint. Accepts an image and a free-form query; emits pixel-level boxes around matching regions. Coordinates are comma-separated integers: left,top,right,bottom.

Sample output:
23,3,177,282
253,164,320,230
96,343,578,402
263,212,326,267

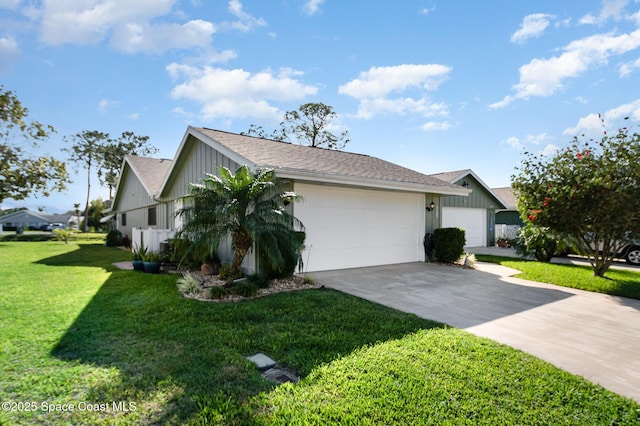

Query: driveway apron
312,262,640,403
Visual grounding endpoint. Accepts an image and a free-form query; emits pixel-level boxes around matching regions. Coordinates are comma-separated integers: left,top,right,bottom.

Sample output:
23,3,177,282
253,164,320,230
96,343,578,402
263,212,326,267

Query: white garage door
441,207,486,247
294,183,425,272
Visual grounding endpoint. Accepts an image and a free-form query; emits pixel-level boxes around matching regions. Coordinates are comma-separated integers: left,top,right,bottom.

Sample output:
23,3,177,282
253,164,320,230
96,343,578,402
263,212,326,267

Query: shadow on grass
50,252,443,423
34,243,128,270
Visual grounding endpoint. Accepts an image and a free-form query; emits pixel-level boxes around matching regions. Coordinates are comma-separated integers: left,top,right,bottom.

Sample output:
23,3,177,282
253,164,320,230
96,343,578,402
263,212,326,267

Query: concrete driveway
312,262,640,403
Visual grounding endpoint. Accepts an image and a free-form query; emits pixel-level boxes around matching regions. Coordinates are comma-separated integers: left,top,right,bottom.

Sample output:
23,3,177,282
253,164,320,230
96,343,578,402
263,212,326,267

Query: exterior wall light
426,201,436,211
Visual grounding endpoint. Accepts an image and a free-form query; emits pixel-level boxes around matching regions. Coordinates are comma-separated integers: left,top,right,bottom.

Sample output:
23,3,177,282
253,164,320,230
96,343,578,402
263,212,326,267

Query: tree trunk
228,231,252,284
84,171,90,232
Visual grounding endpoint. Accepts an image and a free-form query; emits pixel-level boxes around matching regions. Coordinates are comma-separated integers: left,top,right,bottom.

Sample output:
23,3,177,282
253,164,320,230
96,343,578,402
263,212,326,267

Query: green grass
477,254,640,300
1,242,638,424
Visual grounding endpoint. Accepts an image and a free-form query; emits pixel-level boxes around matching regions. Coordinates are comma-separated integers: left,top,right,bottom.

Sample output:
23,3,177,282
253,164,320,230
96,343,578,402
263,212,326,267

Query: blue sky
2,0,640,213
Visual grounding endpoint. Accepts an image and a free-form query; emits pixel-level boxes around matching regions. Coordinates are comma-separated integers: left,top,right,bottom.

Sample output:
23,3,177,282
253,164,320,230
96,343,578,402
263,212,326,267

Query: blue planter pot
132,260,144,271
143,261,161,274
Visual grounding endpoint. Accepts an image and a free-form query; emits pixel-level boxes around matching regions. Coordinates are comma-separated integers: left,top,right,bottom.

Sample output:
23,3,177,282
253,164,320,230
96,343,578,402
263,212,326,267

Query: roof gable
431,169,508,209
125,155,173,195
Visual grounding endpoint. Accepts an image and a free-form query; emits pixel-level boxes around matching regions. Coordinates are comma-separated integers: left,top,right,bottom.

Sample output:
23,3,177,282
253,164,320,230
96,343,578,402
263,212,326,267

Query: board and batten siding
113,167,168,238
164,136,241,202
439,176,501,246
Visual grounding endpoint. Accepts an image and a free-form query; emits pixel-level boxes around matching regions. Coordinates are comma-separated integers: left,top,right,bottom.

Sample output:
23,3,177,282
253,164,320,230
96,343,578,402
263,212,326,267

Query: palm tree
176,165,304,282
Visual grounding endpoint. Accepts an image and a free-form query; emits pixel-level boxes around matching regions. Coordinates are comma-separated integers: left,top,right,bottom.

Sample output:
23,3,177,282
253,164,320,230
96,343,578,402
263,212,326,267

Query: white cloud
220,0,266,32
34,0,231,54
502,136,524,150
0,36,19,70
128,112,139,120
540,144,559,156
525,132,551,145
580,0,629,24
167,65,318,121
339,64,452,119
302,0,325,16
511,13,555,44
491,29,640,108
340,64,451,98
562,99,640,136
39,0,175,45
111,19,214,53
422,121,452,131
619,57,640,76
98,98,118,113
419,7,436,16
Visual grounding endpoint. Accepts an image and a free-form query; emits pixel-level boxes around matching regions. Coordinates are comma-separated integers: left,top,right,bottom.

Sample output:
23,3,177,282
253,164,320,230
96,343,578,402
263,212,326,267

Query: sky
2,0,640,213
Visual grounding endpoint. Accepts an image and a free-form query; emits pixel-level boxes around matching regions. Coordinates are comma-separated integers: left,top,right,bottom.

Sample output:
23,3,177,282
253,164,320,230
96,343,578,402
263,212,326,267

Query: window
148,207,157,226
121,213,127,226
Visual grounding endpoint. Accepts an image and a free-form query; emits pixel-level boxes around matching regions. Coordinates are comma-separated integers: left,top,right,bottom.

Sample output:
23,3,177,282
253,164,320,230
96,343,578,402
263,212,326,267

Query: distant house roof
169,127,468,195
0,210,72,224
430,169,509,209
124,155,174,196
492,187,517,210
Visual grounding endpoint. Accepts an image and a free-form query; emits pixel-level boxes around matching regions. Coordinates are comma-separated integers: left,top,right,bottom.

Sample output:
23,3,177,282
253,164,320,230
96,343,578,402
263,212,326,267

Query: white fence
131,228,175,253
495,224,520,240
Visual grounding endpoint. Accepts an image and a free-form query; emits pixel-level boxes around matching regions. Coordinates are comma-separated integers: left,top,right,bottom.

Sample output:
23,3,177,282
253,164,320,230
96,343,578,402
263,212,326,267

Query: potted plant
142,250,163,274
131,244,147,271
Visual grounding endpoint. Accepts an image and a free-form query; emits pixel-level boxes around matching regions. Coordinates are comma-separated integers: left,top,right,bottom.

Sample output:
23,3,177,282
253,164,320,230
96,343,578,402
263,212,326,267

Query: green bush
258,230,306,279
104,230,123,247
432,227,466,263
207,286,228,299
514,223,567,262
231,280,258,297
246,273,271,289
52,228,72,244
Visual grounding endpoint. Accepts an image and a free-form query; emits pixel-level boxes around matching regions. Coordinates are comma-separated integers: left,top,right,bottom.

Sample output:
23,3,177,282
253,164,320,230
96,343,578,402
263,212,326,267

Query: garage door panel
294,183,425,272
441,207,486,247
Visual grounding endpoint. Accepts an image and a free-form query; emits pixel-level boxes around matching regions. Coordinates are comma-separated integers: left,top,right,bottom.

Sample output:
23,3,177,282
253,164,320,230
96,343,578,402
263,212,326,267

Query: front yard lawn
1,242,638,424
477,254,640,300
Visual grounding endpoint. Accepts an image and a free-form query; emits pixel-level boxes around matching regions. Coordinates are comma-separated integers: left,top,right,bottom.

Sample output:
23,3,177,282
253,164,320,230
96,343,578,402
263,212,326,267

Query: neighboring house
493,186,523,240
110,127,469,272
0,210,76,230
429,169,508,247
109,155,174,238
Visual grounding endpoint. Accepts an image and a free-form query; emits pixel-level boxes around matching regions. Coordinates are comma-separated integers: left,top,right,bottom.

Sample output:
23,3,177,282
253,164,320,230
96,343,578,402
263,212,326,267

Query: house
429,169,508,247
493,186,523,240
110,155,174,238
0,210,77,230
110,127,469,272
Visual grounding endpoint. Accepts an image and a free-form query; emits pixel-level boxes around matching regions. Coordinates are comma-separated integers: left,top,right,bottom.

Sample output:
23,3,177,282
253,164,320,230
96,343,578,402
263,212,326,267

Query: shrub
303,274,315,285
131,244,148,261
52,228,72,244
208,285,228,299
105,230,123,247
514,223,566,263
231,280,258,297
218,264,241,281
168,238,214,270
432,228,466,263
176,272,201,295
246,273,271,289
258,230,306,279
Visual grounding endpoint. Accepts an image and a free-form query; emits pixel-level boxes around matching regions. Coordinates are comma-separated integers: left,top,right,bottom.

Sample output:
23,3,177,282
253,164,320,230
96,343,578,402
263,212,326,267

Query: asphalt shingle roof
196,128,458,189
126,155,173,195
492,187,517,209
